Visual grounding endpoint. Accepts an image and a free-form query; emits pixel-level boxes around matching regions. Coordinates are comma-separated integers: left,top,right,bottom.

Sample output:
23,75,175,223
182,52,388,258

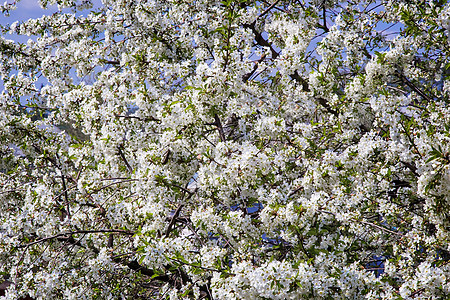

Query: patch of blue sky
0,0,104,91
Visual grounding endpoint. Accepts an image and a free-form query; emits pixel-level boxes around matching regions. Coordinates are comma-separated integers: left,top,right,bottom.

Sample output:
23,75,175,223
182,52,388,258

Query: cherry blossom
1,0,449,299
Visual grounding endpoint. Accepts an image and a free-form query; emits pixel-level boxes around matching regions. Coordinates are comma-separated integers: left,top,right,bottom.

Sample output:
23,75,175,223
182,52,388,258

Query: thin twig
361,221,403,236
0,189,26,195
165,204,184,237
257,0,281,20
17,229,135,248
167,257,234,275
61,174,71,219
88,179,139,195
118,145,133,174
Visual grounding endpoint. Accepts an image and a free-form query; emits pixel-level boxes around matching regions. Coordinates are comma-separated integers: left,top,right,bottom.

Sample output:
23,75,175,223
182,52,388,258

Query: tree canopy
1,0,450,299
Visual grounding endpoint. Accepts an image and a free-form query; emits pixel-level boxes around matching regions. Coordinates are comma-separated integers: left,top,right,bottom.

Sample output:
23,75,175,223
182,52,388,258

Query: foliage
1,0,450,299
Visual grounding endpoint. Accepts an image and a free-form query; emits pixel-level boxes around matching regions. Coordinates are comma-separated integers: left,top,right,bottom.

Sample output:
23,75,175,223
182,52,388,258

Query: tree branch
243,21,279,59
257,0,281,21
242,21,338,116
206,114,226,142
165,204,184,237
361,221,403,236
60,174,71,219
17,229,135,248
118,145,133,174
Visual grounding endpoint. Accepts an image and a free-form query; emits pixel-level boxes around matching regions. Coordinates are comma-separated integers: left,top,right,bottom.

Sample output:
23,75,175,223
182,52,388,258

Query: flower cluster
1,0,449,299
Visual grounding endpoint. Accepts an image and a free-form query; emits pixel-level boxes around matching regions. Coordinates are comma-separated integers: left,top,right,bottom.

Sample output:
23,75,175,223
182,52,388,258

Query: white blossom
0,0,449,299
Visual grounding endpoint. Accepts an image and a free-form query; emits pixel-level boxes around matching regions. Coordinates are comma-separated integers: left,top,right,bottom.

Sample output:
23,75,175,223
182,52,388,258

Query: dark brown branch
100,177,132,181
57,235,88,251
316,97,339,117
60,174,71,219
206,114,226,142
162,149,171,164
0,189,26,195
290,70,310,93
119,259,211,298
260,0,287,12
396,72,434,102
321,6,328,32
214,114,226,142
400,160,419,177
114,114,161,123
118,145,133,174
408,287,425,298
165,204,184,237
99,59,120,65
17,228,212,298
256,0,281,21
170,184,194,195
87,179,139,196
289,186,304,197
121,259,171,281
242,54,266,82
243,21,279,59
398,118,423,158
17,229,135,248
242,21,338,116
22,231,173,284
107,234,114,248
167,257,235,275
361,221,403,236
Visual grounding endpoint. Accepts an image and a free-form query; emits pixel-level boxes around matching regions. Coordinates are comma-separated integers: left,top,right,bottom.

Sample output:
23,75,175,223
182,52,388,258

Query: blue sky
1,1,402,92
0,0,104,91
1,0,104,28
0,1,52,92
1,0,56,26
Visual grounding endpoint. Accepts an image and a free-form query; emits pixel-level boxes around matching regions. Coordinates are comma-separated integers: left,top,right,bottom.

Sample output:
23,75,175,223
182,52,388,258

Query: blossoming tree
1,0,449,298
